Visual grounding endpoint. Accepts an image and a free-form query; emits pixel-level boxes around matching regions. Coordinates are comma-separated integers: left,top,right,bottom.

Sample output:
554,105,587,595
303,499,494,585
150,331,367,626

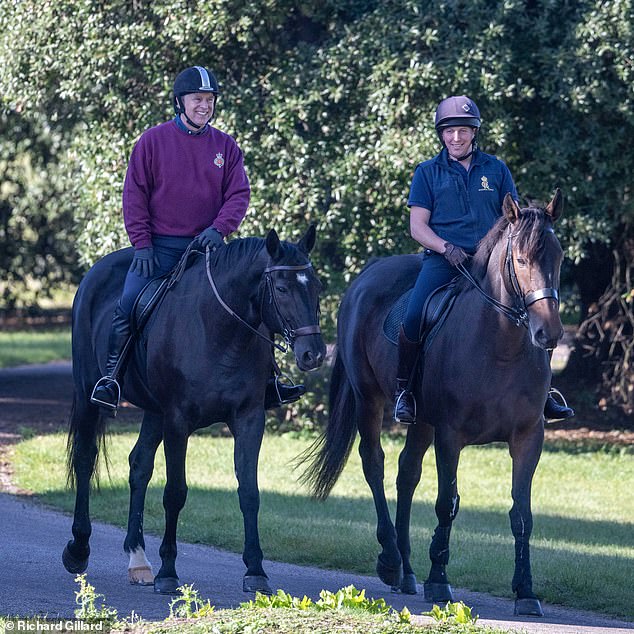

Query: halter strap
204,247,320,352
457,225,559,329
263,262,322,341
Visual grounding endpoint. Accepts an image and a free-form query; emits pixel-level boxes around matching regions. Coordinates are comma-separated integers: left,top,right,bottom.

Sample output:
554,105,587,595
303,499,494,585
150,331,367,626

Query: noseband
263,263,322,349
204,247,320,353
457,225,559,328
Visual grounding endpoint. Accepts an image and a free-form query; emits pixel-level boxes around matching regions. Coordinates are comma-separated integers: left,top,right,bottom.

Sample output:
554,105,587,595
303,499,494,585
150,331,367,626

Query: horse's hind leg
394,424,434,594
124,411,163,585
509,429,544,616
62,396,101,574
154,423,189,595
424,433,460,603
357,398,403,588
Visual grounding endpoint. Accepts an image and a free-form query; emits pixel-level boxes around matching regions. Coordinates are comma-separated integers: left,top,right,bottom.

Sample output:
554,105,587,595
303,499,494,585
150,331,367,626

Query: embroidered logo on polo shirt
213,153,225,168
479,176,494,191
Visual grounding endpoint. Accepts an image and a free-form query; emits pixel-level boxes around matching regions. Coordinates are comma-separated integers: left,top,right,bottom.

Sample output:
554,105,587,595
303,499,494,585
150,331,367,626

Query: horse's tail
65,392,110,490
298,351,358,500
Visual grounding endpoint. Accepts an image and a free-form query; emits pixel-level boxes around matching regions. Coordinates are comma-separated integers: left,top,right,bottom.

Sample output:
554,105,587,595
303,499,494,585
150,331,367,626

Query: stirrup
545,386,574,423
270,373,302,405
394,389,416,425
548,387,569,409
90,376,121,411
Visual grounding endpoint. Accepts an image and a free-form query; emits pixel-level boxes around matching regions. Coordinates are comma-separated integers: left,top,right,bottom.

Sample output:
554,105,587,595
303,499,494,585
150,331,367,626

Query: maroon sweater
122,120,250,249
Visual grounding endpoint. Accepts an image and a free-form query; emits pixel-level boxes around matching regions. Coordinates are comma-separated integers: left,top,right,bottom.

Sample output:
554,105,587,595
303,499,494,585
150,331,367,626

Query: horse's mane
465,207,550,286
208,235,308,270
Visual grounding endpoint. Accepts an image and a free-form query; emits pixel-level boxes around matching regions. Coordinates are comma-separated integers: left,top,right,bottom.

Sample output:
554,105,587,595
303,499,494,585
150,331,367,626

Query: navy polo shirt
408,148,518,253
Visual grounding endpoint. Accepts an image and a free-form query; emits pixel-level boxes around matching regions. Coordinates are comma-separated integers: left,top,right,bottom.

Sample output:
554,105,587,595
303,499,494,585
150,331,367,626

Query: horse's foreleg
62,399,100,575
231,413,271,594
394,424,434,594
424,435,460,603
124,411,163,585
154,425,189,595
357,402,402,588
509,428,544,616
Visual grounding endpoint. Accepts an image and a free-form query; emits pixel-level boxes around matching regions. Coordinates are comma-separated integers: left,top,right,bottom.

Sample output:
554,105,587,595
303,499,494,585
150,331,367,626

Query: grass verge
0,330,71,368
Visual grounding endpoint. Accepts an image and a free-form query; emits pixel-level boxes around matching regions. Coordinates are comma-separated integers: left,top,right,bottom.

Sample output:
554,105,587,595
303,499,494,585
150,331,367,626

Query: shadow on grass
19,474,634,621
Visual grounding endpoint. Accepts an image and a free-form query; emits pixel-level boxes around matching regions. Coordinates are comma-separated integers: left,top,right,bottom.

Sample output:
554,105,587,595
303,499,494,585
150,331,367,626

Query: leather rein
204,246,321,353
456,225,559,328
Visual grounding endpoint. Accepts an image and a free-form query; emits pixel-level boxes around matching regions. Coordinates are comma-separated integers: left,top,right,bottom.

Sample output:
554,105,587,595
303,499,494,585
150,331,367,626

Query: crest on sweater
213,153,225,168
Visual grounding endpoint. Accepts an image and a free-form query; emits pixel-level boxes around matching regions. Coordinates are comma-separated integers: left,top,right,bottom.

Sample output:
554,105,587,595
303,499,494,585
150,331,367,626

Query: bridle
456,225,559,328
204,246,321,353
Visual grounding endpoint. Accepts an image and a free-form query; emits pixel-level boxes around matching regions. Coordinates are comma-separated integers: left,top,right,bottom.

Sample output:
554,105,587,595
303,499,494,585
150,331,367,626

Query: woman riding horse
394,95,573,425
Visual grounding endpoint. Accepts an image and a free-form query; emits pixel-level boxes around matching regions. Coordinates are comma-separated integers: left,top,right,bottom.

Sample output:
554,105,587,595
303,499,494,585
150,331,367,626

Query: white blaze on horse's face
297,272,309,286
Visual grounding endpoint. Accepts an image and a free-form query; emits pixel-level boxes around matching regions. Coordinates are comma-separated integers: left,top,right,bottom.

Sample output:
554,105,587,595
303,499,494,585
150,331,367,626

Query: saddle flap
383,281,458,349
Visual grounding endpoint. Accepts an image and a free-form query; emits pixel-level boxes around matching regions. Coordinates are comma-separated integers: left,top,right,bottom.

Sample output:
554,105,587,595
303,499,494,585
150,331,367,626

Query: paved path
0,493,632,633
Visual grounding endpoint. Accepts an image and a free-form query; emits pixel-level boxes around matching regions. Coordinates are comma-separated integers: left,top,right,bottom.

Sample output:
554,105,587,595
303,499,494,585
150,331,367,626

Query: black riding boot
544,387,574,423
264,373,306,409
393,326,420,425
90,304,131,415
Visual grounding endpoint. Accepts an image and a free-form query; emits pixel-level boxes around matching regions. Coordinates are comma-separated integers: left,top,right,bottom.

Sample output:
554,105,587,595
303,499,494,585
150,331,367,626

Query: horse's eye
276,285,288,293
516,257,527,266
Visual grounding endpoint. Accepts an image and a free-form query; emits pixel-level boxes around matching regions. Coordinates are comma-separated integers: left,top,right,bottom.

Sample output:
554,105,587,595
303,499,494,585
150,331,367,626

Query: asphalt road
0,363,632,633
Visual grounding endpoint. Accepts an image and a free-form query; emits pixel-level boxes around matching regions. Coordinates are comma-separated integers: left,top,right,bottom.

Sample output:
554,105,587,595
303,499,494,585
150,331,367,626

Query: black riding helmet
435,95,481,160
173,66,220,130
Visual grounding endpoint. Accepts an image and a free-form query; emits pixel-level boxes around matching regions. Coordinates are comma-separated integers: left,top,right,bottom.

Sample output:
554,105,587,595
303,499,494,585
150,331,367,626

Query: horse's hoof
129,566,154,585
62,541,89,574
154,576,180,595
515,597,544,617
243,575,272,594
424,581,453,603
376,555,403,588
400,573,418,594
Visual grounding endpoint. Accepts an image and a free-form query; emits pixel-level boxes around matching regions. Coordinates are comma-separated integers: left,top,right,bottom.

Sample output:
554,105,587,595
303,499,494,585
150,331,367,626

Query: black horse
300,193,565,616
63,226,325,595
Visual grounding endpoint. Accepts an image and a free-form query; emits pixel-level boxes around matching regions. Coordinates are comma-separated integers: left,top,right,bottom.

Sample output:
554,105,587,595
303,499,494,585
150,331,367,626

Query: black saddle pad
383,281,458,348
383,290,413,345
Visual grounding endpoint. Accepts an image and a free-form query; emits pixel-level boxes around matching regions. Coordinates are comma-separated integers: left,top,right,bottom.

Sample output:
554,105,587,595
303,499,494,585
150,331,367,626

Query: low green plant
73,574,118,624
424,602,478,626
168,584,215,619
242,585,412,624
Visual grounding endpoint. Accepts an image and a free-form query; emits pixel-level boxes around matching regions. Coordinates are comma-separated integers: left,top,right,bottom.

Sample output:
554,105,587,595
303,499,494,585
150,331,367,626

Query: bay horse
300,192,564,616
63,226,325,595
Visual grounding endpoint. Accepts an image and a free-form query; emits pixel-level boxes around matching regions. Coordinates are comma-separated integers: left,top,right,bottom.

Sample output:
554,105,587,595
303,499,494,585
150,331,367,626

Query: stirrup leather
90,376,121,410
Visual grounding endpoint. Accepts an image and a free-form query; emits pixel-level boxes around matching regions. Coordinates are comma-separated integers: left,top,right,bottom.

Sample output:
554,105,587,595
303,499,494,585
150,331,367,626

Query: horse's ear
545,188,564,222
298,224,316,255
266,229,282,259
502,193,521,224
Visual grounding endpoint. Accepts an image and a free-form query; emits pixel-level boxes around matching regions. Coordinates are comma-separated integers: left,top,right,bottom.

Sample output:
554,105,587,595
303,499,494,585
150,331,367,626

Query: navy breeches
119,237,192,316
402,252,458,341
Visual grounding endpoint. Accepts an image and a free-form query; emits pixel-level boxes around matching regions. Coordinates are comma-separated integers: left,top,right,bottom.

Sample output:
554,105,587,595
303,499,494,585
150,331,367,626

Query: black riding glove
197,226,224,250
129,247,160,278
443,242,469,267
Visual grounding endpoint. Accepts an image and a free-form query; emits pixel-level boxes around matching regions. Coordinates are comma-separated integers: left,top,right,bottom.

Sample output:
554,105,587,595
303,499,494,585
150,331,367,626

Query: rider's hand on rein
443,242,470,267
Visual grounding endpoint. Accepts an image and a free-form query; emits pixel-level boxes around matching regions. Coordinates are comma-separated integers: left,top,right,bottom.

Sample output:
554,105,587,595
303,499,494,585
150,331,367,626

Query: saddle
383,280,458,351
130,243,204,334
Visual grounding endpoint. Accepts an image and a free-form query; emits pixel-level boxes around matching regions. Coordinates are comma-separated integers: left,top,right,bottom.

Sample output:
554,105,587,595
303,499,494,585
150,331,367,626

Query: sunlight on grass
0,330,71,368
11,431,634,619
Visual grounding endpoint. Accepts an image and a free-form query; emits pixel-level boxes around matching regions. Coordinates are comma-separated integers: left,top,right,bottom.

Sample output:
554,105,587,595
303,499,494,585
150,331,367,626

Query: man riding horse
91,66,305,414
394,95,574,425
